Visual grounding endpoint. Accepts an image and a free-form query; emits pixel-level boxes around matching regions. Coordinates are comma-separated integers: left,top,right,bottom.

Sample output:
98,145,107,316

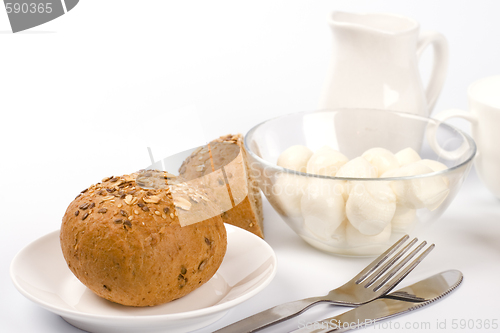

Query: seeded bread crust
179,134,264,238
60,172,227,307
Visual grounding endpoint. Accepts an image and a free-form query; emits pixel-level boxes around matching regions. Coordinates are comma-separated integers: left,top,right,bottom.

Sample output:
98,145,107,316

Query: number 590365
5,3,52,14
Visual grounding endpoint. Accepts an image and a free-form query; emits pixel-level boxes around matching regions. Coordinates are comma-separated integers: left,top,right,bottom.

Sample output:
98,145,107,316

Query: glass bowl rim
244,108,477,181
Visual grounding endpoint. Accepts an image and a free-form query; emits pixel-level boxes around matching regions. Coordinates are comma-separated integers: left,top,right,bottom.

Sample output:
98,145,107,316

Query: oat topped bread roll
60,171,227,307
179,134,264,238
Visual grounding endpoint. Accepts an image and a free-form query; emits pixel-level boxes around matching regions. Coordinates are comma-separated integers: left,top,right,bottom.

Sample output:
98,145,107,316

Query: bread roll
60,172,227,307
179,134,264,238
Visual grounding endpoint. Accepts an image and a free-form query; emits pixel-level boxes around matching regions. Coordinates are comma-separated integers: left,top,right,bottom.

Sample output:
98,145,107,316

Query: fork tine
373,243,435,293
354,234,409,284
363,237,418,288
371,241,427,291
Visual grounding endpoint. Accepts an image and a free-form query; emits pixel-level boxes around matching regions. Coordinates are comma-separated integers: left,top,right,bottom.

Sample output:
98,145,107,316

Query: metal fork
214,235,434,333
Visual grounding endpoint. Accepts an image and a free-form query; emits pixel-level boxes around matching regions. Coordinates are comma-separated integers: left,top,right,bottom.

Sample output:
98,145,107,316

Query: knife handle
213,296,326,333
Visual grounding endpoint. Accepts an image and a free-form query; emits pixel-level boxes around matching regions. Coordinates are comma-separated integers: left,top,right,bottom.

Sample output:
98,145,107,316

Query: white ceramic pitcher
319,12,448,116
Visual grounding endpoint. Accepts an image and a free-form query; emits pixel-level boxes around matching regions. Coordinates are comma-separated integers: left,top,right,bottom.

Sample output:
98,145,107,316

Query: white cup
434,76,500,198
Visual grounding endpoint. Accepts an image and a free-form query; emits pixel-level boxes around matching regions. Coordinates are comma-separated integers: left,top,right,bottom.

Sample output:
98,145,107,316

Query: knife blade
292,270,463,333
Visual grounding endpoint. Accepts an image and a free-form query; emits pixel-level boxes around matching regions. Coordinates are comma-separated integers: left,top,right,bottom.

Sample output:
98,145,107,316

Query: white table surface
1,1,500,332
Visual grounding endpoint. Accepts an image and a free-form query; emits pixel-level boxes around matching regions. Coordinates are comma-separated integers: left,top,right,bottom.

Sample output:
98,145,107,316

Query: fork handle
213,296,329,333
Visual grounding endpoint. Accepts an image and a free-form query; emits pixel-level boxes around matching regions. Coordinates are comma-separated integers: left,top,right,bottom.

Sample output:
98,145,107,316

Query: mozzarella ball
418,159,450,186
301,178,345,241
390,162,449,211
277,145,313,173
362,147,399,177
336,157,377,201
301,220,348,253
307,146,349,176
380,169,398,178
346,181,396,235
391,205,417,233
336,157,377,179
346,220,392,247
419,159,448,172
272,173,309,217
395,147,421,166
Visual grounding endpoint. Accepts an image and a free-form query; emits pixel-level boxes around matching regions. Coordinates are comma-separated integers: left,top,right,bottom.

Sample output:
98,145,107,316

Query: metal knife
291,270,463,333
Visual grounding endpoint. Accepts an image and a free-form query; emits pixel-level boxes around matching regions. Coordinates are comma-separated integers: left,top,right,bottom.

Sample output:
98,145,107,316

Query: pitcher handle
417,31,449,114
427,109,477,160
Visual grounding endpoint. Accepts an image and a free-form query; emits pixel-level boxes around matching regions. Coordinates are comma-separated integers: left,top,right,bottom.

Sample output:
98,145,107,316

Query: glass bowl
244,109,476,256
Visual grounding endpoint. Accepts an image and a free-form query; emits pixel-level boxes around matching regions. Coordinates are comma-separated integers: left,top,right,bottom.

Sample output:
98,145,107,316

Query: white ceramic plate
10,224,277,333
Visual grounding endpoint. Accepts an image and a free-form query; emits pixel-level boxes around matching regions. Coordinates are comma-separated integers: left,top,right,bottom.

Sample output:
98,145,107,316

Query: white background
1,1,500,332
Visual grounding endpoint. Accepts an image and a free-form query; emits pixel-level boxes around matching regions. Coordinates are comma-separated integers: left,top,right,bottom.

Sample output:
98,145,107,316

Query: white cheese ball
336,156,377,179
336,157,377,201
391,205,417,233
277,145,313,173
272,173,309,217
419,159,448,172
301,178,345,241
346,181,396,235
418,159,450,186
380,159,448,181
395,147,421,166
307,146,349,177
390,162,449,211
346,220,392,247
362,147,399,177
301,220,348,253
380,169,398,178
